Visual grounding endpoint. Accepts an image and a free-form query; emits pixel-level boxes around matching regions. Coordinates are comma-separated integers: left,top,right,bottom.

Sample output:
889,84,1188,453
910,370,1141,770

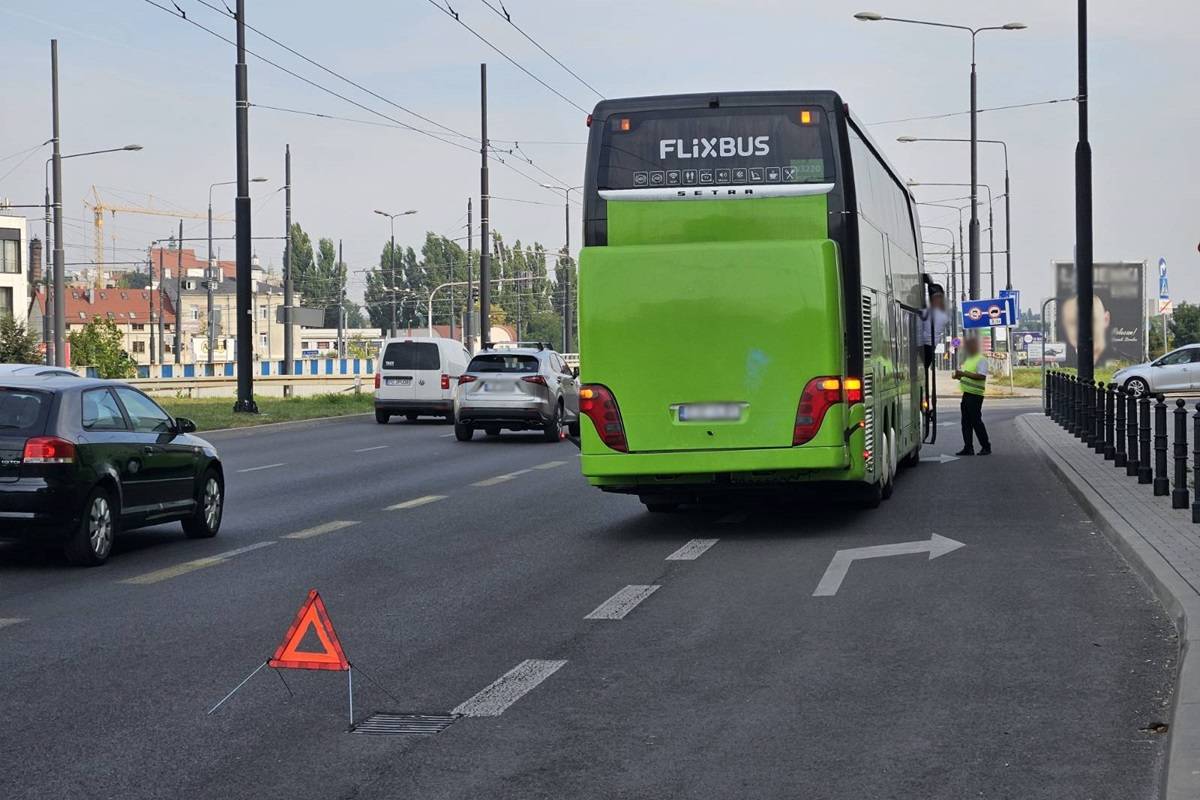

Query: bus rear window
382,342,440,371
596,106,832,191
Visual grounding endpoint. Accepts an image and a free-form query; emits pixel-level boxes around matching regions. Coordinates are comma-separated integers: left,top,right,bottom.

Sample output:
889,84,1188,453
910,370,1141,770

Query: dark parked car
0,377,224,565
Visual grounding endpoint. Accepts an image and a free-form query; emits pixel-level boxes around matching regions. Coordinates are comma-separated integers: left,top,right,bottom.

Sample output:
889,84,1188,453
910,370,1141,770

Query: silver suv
454,347,579,442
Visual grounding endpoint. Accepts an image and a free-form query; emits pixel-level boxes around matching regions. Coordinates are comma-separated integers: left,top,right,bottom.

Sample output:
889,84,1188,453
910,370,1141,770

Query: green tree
116,271,151,290
68,318,137,378
365,243,418,332
0,315,42,363
1168,302,1200,347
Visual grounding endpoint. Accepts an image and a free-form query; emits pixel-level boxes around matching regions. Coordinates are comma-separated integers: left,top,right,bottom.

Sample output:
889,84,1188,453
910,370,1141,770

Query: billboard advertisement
1054,260,1144,367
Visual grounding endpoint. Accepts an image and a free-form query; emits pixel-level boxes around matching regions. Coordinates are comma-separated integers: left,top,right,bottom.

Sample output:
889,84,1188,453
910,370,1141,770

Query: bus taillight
844,377,863,403
793,376,845,446
580,384,628,452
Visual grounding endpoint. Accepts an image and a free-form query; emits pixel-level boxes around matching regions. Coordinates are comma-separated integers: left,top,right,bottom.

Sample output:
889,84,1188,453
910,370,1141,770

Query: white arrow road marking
920,454,960,464
452,659,567,717
812,534,966,597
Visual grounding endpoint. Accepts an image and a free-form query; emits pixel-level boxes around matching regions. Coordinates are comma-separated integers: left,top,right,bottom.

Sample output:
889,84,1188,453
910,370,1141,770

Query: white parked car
373,337,470,423
1112,344,1200,396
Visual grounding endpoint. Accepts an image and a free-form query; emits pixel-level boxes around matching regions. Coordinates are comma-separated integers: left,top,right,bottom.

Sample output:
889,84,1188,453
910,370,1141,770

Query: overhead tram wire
425,0,589,114
141,1,574,191
476,0,604,99
189,0,469,141
869,96,1079,126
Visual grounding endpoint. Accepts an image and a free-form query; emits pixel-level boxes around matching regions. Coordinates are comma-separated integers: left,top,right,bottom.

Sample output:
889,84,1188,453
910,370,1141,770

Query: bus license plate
678,403,742,422
386,377,411,386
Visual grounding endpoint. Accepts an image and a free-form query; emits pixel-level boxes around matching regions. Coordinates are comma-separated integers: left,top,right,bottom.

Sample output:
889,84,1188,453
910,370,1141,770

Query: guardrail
129,357,375,380
1046,372,1199,519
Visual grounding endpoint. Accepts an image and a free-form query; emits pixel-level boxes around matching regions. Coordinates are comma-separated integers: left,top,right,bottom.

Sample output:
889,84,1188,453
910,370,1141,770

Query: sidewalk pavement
1019,412,1199,800
933,375,1042,399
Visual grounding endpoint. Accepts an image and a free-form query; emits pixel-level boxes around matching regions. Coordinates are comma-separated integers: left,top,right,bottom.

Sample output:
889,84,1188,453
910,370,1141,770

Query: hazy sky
2,0,1196,308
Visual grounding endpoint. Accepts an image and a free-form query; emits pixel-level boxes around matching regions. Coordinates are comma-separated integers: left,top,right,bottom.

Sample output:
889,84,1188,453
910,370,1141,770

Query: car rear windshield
0,388,49,434
381,342,440,371
467,354,540,373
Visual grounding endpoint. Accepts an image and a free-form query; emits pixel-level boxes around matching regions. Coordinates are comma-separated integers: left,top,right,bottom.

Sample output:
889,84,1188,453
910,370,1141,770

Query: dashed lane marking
532,460,567,470
386,495,447,511
283,520,361,540
473,469,532,487
353,445,389,453
452,659,568,717
0,618,27,630
119,541,276,585
584,585,660,620
666,539,719,561
237,463,284,473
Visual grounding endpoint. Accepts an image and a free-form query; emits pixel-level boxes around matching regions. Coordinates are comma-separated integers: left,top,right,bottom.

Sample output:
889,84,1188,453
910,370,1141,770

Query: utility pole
233,0,257,412
207,191,216,367
283,144,293,376
969,39,980,299
43,184,52,364
50,40,66,367
156,246,165,363
148,253,156,365
563,194,572,352
337,238,344,357
389,226,397,337
466,197,474,351
1075,0,1094,385
479,63,492,351
174,219,183,363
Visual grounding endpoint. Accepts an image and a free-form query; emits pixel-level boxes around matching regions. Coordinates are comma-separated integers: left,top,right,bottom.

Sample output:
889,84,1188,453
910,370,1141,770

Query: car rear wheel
1125,377,1150,397
64,486,117,566
375,409,390,424
183,469,223,539
543,403,565,443
455,421,474,441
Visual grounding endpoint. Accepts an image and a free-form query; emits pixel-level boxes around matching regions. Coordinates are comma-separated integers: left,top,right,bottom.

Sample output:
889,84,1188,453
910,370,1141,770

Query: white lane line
120,541,276,585
237,463,284,473
716,512,748,525
452,659,568,717
532,460,567,470
440,433,454,438
666,538,719,561
283,520,360,540
353,445,389,453
584,585,660,620
0,618,27,630
472,469,532,487
386,495,447,511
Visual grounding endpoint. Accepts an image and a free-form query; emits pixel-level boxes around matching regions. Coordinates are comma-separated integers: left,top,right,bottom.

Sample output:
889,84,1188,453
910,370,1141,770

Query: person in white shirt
919,280,948,369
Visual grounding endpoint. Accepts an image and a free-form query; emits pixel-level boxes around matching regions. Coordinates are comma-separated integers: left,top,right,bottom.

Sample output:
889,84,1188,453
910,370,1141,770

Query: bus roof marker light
800,110,813,125
619,118,631,132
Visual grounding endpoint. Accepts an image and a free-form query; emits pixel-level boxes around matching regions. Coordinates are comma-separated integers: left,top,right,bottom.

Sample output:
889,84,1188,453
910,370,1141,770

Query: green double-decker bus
576,91,927,510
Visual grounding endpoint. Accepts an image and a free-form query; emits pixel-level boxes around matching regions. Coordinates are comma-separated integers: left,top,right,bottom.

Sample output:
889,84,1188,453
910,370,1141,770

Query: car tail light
458,374,477,386
22,436,76,464
522,375,548,386
441,373,450,390
793,377,845,446
579,384,627,452
374,372,381,389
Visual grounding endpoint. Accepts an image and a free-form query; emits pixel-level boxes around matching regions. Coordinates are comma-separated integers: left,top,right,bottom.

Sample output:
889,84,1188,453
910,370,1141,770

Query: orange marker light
800,110,812,125
818,378,840,391
619,118,631,131
580,387,595,400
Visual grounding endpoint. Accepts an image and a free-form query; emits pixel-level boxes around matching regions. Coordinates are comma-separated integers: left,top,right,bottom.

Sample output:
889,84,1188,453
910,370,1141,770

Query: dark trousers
921,344,934,369
960,392,990,451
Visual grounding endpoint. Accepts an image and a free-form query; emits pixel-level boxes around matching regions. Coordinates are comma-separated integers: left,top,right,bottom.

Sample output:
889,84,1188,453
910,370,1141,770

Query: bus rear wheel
881,428,896,500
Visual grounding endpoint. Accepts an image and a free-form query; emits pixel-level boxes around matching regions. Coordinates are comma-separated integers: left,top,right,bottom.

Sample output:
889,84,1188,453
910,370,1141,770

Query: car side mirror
174,417,197,434
572,367,580,378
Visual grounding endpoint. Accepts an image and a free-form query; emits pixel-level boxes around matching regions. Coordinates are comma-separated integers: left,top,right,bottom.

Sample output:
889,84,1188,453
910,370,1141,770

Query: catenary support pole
233,0,257,412
479,63,491,350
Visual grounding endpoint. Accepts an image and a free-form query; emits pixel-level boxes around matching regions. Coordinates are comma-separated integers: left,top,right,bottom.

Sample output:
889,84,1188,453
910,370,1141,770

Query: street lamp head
123,144,144,151
251,176,268,183
401,210,418,216
897,136,918,143
1002,22,1027,30
854,11,883,21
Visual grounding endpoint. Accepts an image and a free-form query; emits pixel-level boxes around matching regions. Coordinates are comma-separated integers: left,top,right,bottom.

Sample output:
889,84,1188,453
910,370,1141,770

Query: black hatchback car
0,376,224,565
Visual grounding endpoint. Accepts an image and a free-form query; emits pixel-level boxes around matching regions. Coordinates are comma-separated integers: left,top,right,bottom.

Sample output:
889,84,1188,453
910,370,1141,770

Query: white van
374,337,470,424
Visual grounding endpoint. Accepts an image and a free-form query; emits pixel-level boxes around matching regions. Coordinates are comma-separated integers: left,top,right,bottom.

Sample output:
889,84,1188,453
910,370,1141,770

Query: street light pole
1075,0,1095,384
283,145,293,377
539,184,583,351
374,210,418,337
232,0,257,413
50,40,66,367
854,12,1025,299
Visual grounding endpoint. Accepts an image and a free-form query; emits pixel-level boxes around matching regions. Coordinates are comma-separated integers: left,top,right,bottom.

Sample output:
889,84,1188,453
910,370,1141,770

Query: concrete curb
1017,413,1199,800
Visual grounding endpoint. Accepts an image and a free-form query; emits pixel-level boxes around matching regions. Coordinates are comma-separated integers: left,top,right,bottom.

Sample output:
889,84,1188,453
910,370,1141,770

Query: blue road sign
961,297,1015,329
998,289,1020,324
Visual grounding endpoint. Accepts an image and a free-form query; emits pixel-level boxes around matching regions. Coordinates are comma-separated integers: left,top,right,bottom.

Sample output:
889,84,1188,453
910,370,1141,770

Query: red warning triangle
268,590,349,671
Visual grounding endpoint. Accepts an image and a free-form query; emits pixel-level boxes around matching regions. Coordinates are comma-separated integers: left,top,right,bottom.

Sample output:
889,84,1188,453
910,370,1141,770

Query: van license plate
386,377,411,386
678,403,743,422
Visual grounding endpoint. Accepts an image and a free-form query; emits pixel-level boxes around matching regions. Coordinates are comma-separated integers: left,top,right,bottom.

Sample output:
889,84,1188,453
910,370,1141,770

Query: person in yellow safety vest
952,335,991,456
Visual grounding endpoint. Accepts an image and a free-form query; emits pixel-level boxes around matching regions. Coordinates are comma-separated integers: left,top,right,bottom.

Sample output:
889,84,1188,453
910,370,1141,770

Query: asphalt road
0,400,1176,799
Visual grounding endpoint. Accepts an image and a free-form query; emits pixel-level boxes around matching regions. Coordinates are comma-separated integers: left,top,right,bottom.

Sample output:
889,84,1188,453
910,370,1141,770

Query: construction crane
84,186,231,289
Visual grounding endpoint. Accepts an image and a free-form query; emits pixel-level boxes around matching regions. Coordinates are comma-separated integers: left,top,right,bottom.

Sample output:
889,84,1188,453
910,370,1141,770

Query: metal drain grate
350,713,460,736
